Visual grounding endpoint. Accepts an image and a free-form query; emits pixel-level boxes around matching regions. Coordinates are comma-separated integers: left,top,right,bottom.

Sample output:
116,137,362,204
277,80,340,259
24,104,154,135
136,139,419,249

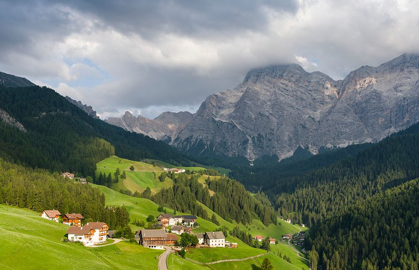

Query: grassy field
0,204,162,270
96,156,173,194
93,184,179,231
168,252,304,270
270,241,310,269
185,236,266,263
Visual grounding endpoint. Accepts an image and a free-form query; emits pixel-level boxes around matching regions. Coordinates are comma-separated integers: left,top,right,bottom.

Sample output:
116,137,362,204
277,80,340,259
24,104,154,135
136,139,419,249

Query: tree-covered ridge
307,178,419,270
0,158,129,230
152,173,277,226
0,85,190,176
274,131,419,226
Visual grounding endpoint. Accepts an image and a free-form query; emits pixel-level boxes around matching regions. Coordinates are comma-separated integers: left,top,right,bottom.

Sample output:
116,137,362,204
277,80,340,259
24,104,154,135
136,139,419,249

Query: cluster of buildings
41,209,108,246
254,235,276,244
163,168,186,174
137,229,230,249
156,213,197,228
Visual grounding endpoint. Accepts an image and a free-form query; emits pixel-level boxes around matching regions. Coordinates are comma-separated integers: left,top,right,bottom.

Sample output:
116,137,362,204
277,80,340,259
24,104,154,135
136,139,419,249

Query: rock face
106,111,194,141
0,71,35,87
0,109,26,132
171,53,419,160
65,96,100,119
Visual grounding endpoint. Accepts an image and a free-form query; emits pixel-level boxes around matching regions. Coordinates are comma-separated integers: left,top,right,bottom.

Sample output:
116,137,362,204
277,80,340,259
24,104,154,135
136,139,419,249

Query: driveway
158,247,172,270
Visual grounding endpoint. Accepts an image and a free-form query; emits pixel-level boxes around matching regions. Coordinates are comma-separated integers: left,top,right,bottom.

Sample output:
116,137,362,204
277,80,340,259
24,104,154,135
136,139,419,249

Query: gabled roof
158,213,173,219
174,215,197,220
141,229,167,238
254,235,263,239
42,210,61,218
64,213,84,219
66,222,107,235
194,233,204,239
205,231,225,240
171,226,184,231
166,233,179,241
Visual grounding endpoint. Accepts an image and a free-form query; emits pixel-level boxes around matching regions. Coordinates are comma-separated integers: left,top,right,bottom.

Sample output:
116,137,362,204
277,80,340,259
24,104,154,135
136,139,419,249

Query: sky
1,0,418,119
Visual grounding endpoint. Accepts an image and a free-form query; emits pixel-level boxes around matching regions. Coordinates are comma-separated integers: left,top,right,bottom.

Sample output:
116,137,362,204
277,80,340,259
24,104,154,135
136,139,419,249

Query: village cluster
41,209,107,247
136,213,236,249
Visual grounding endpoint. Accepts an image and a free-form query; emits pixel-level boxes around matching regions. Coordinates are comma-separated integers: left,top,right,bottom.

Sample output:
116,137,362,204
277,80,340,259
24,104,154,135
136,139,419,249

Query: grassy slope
0,205,161,270
96,156,172,194
94,157,308,269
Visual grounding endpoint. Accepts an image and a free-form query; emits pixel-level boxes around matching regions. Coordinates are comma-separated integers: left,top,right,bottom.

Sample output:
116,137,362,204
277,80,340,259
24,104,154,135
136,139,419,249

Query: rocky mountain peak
0,71,35,88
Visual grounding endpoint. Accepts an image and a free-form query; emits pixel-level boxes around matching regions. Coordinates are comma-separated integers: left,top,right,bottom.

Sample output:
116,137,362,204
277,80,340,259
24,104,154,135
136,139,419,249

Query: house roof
166,233,179,241
183,219,195,222
66,222,107,235
194,233,204,239
205,231,225,240
43,210,61,218
254,235,263,239
171,226,184,231
159,214,173,218
174,215,197,220
141,229,167,238
65,213,84,219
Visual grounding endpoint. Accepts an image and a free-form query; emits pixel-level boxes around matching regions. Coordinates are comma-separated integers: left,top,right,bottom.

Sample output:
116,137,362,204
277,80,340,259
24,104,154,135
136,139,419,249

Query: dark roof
42,210,61,218
141,229,167,238
174,215,197,220
205,231,225,240
171,226,183,231
158,213,173,219
194,233,204,239
183,219,195,222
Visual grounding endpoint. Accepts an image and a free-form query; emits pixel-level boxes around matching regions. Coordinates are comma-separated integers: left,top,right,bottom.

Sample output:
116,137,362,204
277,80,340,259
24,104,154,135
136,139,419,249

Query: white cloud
2,0,419,118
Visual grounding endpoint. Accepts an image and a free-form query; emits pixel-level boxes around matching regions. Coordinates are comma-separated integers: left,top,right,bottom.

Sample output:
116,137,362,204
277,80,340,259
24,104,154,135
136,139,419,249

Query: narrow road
87,238,123,248
158,247,172,270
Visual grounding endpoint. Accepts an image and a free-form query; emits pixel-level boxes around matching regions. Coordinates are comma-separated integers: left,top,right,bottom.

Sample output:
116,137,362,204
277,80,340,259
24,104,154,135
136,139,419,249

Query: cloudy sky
1,0,418,119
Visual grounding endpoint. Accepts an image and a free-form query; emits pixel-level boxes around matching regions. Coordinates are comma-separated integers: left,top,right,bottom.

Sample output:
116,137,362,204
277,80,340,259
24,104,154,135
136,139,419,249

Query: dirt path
87,238,123,248
184,252,267,265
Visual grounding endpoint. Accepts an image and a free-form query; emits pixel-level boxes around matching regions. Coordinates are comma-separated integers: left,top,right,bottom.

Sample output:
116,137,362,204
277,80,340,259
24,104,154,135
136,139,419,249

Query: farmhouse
139,229,167,249
163,168,186,174
66,222,108,246
41,209,61,222
171,225,184,235
282,233,293,240
173,215,197,225
254,235,263,242
194,233,205,244
205,231,226,247
62,213,84,226
61,172,74,179
158,213,175,226
269,238,276,244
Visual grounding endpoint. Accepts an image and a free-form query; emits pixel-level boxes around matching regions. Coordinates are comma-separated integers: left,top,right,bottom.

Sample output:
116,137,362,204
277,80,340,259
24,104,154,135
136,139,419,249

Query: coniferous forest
0,85,190,177
0,158,129,230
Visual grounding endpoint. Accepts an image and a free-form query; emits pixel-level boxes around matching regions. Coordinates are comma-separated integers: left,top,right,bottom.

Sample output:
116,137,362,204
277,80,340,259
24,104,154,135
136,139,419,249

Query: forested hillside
0,85,190,176
307,178,419,270
270,124,419,226
0,158,129,230
152,172,277,226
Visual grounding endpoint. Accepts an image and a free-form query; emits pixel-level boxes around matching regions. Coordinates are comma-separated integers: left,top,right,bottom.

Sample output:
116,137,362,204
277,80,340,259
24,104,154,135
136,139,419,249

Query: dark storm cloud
55,0,298,39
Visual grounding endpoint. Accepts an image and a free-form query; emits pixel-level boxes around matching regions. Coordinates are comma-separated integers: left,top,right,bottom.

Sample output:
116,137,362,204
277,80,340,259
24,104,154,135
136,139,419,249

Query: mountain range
107,53,419,161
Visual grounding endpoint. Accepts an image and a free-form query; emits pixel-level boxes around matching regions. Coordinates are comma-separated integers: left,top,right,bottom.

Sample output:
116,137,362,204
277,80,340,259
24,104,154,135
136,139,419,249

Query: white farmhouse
194,233,205,244
41,209,61,222
205,231,225,247
66,222,108,246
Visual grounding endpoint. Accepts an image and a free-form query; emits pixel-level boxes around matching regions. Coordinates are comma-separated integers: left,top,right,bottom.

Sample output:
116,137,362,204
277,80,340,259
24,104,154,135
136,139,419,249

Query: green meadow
0,205,161,270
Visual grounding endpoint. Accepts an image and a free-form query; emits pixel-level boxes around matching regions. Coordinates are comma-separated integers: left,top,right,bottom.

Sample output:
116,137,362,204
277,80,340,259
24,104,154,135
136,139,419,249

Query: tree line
0,158,130,230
